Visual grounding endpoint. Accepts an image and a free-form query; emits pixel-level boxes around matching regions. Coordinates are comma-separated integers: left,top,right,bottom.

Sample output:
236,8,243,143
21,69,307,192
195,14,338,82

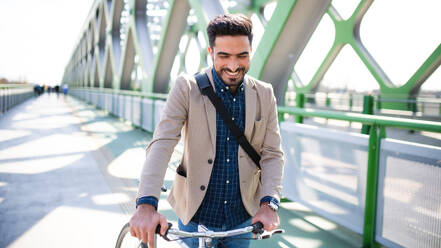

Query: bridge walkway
0,94,361,247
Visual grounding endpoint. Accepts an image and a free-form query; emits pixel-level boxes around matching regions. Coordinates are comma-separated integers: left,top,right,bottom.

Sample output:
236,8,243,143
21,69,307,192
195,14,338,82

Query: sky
0,0,92,85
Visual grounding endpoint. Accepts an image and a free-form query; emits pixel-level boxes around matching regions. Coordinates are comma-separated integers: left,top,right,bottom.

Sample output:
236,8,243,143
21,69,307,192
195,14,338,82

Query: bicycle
115,221,285,248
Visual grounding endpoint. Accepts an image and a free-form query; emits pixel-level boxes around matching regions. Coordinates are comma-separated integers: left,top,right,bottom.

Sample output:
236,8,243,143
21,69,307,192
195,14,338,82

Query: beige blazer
137,67,284,225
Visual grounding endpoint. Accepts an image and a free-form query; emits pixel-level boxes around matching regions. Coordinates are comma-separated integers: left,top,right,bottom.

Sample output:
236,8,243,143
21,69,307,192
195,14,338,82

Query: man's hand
251,202,280,231
129,204,169,247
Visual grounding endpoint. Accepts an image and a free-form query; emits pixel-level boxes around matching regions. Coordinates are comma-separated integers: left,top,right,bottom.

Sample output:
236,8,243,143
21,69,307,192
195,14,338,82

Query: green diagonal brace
248,0,297,79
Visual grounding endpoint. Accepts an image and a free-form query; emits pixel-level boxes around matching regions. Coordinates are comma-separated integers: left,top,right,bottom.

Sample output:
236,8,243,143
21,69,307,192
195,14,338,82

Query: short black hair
206,14,253,48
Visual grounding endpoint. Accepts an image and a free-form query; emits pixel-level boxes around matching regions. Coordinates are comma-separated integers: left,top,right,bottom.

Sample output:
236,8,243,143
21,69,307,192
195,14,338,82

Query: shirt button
208,159,213,164
226,180,230,184
224,201,228,204
226,159,230,163
200,185,205,191
226,86,229,90
221,89,224,92
232,117,234,120
233,98,236,102
226,137,230,141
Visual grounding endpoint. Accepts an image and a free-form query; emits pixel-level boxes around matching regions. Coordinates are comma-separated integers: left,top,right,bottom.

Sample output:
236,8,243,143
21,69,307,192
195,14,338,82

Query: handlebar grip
155,222,173,241
251,221,264,234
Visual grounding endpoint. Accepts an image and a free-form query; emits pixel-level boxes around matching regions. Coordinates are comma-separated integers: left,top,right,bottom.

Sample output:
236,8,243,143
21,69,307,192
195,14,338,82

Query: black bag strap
195,73,261,170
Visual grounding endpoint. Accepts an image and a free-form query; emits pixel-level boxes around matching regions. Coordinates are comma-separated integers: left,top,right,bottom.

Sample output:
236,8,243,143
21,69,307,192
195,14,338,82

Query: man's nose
227,59,239,71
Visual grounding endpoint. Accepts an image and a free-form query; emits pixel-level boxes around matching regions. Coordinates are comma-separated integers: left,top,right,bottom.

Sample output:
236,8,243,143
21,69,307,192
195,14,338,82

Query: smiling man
129,14,284,248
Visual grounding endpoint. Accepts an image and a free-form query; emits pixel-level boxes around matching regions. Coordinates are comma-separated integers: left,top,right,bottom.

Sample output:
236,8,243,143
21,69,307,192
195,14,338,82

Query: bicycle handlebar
154,221,283,241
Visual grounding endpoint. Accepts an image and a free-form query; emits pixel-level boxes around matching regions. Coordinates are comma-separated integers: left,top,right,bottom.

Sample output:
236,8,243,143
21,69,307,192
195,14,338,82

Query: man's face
208,35,251,86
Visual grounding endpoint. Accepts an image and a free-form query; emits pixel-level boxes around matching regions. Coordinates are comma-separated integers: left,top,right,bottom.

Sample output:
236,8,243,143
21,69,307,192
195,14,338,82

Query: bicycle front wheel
115,223,148,248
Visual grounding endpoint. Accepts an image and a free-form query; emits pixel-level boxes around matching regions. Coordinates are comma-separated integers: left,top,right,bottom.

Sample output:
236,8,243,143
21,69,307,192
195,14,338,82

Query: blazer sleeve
259,85,285,202
137,75,190,201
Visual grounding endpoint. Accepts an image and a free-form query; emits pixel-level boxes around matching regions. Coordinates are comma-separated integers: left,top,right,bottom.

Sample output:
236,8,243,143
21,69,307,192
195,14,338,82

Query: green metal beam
292,0,441,111
188,0,210,45
277,106,441,133
363,124,381,248
403,43,441,95
248,0,296,79
251,0,331,105
144,0,190,93
377,44,441,110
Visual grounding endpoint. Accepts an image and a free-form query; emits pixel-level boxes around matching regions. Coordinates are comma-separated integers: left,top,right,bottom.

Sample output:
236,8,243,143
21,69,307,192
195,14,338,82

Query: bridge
1,0,441,247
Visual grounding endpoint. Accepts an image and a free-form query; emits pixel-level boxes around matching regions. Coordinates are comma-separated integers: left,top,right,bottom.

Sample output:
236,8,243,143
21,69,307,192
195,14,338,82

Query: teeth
226,71,239,76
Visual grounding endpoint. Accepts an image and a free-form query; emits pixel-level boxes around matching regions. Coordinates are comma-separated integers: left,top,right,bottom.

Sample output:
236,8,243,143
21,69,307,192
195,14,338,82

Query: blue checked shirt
190,68,250,228
136,68,279,227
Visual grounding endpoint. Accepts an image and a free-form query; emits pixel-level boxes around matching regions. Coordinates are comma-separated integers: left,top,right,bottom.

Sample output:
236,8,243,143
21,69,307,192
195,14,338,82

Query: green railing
80,87,168,100
277,105,441,248
290,92,441,119
70,86,441,247
70,88,169,131
0,84,33,89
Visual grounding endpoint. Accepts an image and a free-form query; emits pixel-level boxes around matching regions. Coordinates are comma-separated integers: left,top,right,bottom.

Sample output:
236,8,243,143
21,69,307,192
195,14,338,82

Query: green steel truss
62,0,441,112
61,1,441,247
290,0,441,110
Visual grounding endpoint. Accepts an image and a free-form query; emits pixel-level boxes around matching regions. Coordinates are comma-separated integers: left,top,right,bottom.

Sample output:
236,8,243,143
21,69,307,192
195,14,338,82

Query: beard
216,67,248,86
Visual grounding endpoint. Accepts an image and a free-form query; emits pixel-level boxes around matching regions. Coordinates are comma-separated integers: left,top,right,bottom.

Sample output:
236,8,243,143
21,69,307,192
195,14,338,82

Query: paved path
0,94,361,248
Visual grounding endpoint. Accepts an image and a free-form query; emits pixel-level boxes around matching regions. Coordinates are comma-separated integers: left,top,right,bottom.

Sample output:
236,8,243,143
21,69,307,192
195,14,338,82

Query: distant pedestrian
62,84,68,95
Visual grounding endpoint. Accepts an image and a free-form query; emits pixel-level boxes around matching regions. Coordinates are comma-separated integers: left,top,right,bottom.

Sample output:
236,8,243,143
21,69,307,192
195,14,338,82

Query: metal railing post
325,93,331,107
362,124,381,248
152,99,156,132
0,89,3,114
295,93,304,123
409,96,417,116
361,95,374,134
349,94,353,111
439,102,441,116
140,95,144,129
376,95,381,111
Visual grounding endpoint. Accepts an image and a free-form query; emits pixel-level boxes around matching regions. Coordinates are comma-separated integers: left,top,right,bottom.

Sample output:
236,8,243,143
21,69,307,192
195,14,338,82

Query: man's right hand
129,204,169,247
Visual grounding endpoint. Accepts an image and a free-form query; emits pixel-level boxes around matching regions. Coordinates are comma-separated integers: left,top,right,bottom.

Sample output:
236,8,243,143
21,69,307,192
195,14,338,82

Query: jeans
177,218,252,248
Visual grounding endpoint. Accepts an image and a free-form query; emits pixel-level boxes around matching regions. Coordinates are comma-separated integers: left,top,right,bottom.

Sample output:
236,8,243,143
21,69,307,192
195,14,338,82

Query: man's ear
208,46,213,58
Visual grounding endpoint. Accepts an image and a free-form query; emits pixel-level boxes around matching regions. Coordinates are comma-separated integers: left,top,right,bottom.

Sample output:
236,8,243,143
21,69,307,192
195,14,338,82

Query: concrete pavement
0,93,361,248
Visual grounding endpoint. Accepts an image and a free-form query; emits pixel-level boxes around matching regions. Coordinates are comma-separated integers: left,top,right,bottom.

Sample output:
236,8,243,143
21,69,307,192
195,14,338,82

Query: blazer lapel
244,76,256,140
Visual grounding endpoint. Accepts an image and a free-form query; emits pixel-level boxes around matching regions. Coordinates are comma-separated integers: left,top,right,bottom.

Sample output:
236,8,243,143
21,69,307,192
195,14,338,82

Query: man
130,14,284,248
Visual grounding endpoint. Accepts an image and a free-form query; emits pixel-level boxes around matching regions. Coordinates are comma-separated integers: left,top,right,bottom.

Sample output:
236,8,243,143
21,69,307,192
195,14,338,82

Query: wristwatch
267,198,279,212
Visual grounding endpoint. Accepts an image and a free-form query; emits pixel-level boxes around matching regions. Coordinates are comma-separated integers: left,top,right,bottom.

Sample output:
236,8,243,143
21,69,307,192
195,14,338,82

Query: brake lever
155,222,173,241
256,228,285,239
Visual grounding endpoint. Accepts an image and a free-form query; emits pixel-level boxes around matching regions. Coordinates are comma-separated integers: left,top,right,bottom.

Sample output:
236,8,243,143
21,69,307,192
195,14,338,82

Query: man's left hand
251,202,280,231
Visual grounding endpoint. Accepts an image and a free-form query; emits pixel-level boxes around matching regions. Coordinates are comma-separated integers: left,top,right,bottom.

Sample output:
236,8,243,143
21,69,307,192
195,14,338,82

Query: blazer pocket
251,119,265,147
176,163,187,178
